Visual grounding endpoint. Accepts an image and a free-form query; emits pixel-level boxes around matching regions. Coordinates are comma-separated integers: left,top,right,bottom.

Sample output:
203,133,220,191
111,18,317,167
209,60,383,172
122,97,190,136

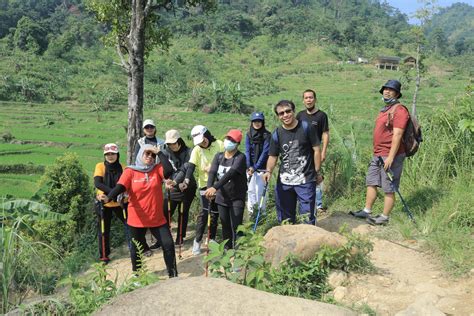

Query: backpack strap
386,103,402,127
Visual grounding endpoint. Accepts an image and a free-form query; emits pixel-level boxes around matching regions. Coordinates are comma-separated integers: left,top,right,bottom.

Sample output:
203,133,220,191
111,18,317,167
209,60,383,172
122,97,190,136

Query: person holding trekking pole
183,125,224,255
262,100,322,225
102,144,177,277
161,129,197,246
350,80,409,225
93,143,129,263
205,129,247,250
245,112,270,215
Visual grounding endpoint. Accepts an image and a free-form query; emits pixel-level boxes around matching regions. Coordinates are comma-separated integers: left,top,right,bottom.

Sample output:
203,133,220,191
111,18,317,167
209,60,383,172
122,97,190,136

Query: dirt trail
103,215,474,315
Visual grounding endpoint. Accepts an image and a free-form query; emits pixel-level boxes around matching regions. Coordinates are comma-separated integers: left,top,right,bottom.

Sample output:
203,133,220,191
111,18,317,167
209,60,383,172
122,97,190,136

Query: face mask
224,139,237,151
382,97,398,104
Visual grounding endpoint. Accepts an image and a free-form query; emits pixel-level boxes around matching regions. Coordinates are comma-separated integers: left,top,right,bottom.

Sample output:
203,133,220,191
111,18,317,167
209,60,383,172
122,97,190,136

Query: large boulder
263,224,347,267
94,277,356,315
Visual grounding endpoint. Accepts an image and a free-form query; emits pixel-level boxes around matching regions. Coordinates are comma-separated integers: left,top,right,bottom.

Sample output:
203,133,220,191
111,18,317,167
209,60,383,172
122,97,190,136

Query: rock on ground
263,224,347,267
94,276,356,316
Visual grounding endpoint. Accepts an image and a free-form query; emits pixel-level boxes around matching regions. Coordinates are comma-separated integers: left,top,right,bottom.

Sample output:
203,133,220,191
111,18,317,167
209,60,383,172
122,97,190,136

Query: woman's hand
204,187,217,200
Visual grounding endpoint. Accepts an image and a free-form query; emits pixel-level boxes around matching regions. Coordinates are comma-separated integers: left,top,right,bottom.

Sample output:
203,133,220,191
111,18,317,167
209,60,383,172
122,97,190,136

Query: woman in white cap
182,125,224,255
161,129,197,245
93,143,129,263
134,119,165,159
103,144,177,277
205,129,247,250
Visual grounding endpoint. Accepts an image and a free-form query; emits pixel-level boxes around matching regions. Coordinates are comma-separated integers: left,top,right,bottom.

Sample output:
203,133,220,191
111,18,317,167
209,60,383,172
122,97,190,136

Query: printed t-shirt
373,104,409,156
269,121,320,185
189,140,224,188
118,166,166,228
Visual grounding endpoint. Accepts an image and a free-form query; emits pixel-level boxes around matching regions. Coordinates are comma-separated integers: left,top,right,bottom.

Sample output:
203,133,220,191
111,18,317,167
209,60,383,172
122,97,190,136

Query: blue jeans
316,182,323,209
275,180,316,225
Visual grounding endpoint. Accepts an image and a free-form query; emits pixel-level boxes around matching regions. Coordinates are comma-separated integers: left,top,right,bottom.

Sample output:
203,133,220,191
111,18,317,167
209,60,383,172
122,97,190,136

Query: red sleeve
156,164,164,182
118,168,133,190
393,106,409,130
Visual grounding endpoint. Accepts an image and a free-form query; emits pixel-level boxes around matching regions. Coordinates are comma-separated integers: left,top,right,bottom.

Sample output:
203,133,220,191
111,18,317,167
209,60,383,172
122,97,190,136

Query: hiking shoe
349,210,371,219
150,242,161,250
192,239,201,255
367,215,389,226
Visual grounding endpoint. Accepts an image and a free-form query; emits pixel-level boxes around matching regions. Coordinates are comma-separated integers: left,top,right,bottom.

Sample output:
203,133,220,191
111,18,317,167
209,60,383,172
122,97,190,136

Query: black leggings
97,206,129,258
194,190,219,243
163,187,196,243
217,201,244,249
128,225,177,277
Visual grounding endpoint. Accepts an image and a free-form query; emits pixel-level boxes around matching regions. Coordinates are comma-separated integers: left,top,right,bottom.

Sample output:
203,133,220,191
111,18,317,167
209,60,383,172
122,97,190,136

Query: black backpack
388,104,422,157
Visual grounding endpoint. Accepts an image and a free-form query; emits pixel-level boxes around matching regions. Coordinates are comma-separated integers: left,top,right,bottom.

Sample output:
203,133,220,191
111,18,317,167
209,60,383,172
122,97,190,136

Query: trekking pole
205,199,213,277
377,157,415,223
178,202,184,260
167,189,172,226
95,200,108,262
253,182,268,232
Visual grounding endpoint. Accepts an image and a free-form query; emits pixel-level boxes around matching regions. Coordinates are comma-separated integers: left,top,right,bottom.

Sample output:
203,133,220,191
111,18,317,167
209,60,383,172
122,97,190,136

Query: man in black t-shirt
263,100,321,225
296,89,330,213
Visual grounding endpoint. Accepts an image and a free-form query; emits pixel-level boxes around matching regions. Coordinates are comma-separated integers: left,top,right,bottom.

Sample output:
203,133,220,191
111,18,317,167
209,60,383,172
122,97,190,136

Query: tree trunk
412,43,420,117
126,0,146,165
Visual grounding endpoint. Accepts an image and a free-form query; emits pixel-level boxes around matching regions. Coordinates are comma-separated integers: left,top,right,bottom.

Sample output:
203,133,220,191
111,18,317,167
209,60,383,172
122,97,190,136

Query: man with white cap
182,125,224,255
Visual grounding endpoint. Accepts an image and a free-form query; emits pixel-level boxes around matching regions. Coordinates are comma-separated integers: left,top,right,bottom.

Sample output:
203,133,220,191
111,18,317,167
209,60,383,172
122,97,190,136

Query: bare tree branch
116,41,130,72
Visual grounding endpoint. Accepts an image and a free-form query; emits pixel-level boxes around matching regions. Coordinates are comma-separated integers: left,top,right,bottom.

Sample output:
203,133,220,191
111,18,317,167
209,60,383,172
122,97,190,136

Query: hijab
104,153,123,188
248,121,269,164
128,144,158,173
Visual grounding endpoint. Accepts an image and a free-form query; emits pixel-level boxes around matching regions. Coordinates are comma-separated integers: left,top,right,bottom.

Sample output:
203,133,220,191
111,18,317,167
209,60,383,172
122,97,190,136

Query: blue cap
250,112,265,122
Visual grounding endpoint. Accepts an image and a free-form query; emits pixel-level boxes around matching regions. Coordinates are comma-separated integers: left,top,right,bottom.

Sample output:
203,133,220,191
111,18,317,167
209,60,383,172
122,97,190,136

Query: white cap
143,119,156,128
103,143,119,154
191,125,207,146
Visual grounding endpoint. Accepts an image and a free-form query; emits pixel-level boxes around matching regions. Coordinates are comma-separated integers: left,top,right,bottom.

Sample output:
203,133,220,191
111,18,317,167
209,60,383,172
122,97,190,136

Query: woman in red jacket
104,144,177,277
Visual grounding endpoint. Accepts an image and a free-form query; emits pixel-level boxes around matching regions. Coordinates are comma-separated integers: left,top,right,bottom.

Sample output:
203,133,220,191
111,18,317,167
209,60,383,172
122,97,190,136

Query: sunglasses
144,125,155,129
144,151,156,158
104,144,118,152
277,109,293,117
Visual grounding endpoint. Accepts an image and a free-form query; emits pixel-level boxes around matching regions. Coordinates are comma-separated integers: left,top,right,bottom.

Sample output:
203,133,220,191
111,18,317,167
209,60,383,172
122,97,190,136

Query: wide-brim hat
380,80,402,98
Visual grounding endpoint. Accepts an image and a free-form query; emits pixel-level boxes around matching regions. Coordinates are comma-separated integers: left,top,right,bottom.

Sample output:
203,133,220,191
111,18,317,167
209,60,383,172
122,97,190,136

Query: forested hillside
0,0,472,106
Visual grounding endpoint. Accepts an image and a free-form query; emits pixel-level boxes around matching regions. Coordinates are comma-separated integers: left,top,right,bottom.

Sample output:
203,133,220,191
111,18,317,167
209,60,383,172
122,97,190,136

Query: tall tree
86,0,216,164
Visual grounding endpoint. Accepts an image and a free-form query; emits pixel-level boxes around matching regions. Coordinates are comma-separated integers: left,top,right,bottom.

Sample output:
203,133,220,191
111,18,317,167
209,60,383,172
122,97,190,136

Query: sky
386,0,474,23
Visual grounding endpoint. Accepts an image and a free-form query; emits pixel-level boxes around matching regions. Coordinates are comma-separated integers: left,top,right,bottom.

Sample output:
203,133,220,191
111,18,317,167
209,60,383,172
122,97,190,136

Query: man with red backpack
350,80,410,225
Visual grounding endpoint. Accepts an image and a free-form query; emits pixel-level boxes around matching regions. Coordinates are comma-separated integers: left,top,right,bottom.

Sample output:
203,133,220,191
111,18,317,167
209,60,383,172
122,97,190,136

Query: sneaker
150,242,161,250
367,215,389,226
209,239,218,245
143,249,153,257
349,209,371,219
192,239,201,255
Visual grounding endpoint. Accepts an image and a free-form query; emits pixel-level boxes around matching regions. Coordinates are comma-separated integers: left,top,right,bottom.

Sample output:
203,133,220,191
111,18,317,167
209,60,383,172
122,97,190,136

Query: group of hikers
93,79,411,277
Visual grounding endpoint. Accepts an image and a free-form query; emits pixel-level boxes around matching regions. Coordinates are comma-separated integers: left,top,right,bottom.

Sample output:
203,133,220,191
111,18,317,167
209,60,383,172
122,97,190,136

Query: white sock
381,214,389,219
363,208,371,213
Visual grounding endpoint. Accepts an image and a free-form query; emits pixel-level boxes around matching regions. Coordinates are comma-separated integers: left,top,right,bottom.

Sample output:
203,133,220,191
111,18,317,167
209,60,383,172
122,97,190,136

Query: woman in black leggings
205,129,247,249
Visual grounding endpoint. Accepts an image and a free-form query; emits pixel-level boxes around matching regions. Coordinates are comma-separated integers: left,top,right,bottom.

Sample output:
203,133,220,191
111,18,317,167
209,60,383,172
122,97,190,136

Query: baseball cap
191,125,207,145
165,129,180,144
143,119,156,128
103,143,119,154
226,129,243,143
250,112,265,122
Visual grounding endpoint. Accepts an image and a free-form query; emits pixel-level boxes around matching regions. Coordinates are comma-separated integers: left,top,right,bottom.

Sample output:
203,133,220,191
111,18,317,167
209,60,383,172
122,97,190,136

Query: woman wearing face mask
161,129,197,245
245,112,271,215
94,143,129,263
205,129,247,250
183,125,224,255
103,144,177,277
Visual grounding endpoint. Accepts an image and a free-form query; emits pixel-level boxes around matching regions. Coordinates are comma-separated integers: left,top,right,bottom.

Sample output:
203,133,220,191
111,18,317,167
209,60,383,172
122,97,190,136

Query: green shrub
36,153,92,254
